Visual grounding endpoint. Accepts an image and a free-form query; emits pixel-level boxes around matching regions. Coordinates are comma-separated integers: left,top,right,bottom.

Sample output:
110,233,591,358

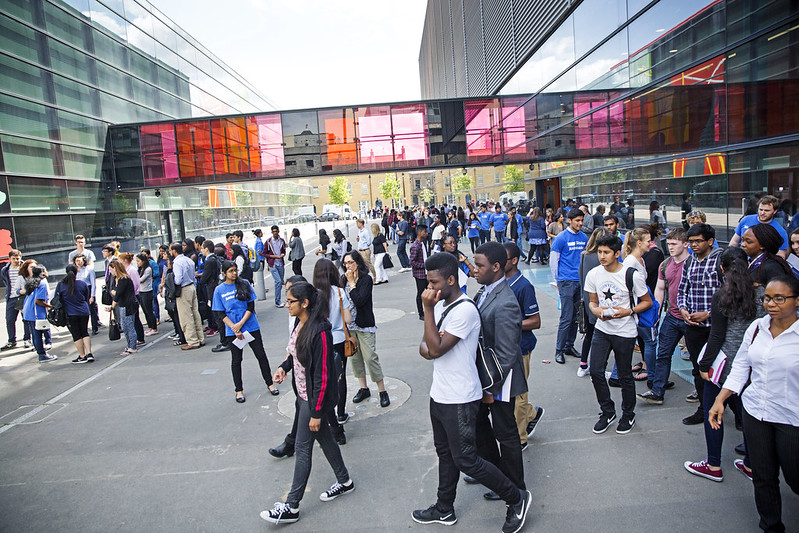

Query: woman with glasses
341,251,390,407
709,275,799,533
684,248,755,482
261,281,354,525
212,261,277,403
740,223,794,317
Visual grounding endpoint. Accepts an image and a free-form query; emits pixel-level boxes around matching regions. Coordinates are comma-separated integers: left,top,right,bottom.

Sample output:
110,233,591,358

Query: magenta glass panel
356,105,393,170
574,94,610,151
464,99,501,162
247,114,284,178
501,97,528,160
140,123,179,186
391,103,428,167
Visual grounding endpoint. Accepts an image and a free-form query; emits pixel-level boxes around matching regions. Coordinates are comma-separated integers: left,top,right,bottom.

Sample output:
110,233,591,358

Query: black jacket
280,320,338,418
1,264,13,300
344,274,375,328
112,277,138,315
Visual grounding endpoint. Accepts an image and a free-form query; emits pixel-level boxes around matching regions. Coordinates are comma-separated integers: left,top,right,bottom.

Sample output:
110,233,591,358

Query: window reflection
391,104,428,167
355,105,393,170
319,108,357,172
247,114,284,178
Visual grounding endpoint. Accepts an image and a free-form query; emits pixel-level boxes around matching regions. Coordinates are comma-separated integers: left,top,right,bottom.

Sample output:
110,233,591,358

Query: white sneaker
577,365,589,378
44,344,52,350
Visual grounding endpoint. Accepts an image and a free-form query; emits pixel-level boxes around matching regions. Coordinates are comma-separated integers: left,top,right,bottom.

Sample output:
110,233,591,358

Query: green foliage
503,165,525,193
378,173,402,201
329,176,351,206
279,181,302,206
451,171,473,198
419,188,434,204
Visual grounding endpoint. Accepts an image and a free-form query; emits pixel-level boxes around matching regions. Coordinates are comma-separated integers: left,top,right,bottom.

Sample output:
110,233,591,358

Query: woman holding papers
684,248,756,482
212,261,278,403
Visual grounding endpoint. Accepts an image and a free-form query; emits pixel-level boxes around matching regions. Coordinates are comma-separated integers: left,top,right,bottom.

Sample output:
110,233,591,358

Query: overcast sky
155,0,429,111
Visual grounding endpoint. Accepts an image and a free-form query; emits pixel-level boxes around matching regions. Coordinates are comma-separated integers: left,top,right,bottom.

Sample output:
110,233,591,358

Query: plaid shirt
676,248,722,327
409,239,428,280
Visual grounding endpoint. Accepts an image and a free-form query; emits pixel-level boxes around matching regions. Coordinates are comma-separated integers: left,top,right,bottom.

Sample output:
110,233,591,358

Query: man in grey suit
471,242,528,497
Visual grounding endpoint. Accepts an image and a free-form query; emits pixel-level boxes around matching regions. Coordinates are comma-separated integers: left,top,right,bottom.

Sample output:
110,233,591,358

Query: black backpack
47,282,68,327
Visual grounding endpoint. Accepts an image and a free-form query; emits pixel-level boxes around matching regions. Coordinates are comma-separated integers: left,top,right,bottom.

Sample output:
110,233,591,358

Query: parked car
316,211,341,221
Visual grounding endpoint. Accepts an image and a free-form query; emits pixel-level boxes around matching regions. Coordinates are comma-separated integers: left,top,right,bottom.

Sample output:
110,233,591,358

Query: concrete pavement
0,245,795,532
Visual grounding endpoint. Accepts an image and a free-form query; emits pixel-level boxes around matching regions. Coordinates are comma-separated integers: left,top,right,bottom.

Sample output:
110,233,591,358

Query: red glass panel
391,103,428,167
464,99,501,162
211,117,250,178
140,123,179,186
175,121,214,182
247,114,284,178
319,108,357,172
356,106,393,169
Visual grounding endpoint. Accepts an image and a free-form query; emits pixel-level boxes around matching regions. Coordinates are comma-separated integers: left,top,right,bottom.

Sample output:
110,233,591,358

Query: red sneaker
734,459,753,481
684,460,723,482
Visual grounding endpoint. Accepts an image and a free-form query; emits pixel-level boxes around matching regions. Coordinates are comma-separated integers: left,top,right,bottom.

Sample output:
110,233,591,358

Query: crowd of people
3,194,799,532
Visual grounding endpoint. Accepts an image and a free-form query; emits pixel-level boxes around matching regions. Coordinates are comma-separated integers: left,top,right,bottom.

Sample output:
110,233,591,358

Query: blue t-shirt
551,229,588,281
478,211,492,230
468,220,481,238
734,214,789,250
23,283,48,321
212,281,259,336
59,280,90,316
507,272,539,353
491,212,509,232
397,220,409,241
448,219,461,237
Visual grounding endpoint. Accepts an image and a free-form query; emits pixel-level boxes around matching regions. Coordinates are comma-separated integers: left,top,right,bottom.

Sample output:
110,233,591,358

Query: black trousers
479,229,490,244
743,409,799,533
475,398,526,491
292,258,303,276
133,307,144,342
431,399,521,510
228,330,273,391
589,329,636,419
684,325,711,412
469,236,480,253
89,300,101,332
138,292,157,330
415,277,427,318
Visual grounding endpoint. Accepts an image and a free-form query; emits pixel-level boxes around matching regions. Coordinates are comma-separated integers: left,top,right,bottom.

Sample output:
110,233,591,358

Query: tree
329,176,351,206
503,165,525,193
419,187,434,205
451,170,473,201
379,173,402,205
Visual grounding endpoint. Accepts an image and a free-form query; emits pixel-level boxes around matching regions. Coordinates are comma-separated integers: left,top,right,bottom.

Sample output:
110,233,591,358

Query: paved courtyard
0,249,796,532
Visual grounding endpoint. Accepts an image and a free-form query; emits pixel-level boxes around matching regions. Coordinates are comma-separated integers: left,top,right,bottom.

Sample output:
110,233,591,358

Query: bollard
254,262,267,301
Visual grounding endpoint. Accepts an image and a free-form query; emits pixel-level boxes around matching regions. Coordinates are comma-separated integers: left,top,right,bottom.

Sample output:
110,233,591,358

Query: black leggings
138,292,157,330
66,314,90,342
229,329,273,392
469,236,480,253
292,259,303,276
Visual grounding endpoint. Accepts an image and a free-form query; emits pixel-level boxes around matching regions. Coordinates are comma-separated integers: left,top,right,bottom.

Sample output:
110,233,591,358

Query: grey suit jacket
476,280,527,397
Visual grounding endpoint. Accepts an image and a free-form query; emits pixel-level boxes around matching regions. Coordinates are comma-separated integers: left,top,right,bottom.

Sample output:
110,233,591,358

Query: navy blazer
476,279,527,397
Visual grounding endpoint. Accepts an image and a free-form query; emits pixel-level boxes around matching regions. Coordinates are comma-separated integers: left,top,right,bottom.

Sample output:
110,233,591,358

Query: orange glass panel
175,121,214,181
319,108,357,171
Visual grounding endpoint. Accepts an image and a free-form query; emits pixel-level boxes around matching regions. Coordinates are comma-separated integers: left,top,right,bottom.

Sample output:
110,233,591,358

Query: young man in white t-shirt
585,235,652,435
413,252,531,533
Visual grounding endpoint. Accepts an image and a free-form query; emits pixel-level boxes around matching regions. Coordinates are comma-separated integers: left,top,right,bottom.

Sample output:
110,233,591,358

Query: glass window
318,108,357,172
175,120,214,182
573,0,627,58
88,0,126,40
210,117,250,177
355,105,393,170
0,53,52,102
576,29,630,90
123,0,152,33
92,29,128,70
3,0,46,28
57,109,106,148
1,136,56,176
154,41,179,71
537,19,576,90
62,146,102,179
0,13,45,65
44,1,92,49
53,74,98,115
96,61,131,97
66,181,100,212
281,110,320,176
464,99,501,163
0,93,56,140
391,103,429,167
140,122,179,187
8,177,68,213
247,114,284,178
98,91,135,123
130,76,156,105
13,215,74,256
128,50,156,83
110,125,143,189
48,38,96,82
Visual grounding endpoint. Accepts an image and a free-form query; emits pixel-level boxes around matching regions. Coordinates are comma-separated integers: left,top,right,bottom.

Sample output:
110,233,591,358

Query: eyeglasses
688,239,707,246
760,295,798,305
285,298,299,305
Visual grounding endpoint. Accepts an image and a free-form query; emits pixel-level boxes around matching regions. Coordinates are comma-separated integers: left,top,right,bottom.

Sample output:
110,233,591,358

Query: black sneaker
1,342,16,351
85,353,95,362
71,356,89,364
502,490,532,533
352,388,371,403
379,391,390,407
520,442,528,452
566,346,581,358
555,352,565,364
411,503,457,526
616,415,636,434
337,413,350,424
526,407,545,437
592,413,616,434
637,391,664,405
682,410,704,425
608,377,621,387
335,432,346,445
260,502,299,524
320,480,354,501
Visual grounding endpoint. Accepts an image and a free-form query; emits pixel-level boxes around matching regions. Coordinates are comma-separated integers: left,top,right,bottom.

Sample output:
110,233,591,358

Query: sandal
634,372,649,381
631,362,644,373
173,340,187,346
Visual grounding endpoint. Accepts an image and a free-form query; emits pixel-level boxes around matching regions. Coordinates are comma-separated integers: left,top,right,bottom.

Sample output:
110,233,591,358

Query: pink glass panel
391,103,428,167
501,97,527,157
140,123,179,186
356,106,393,169
464,99,501,162
247,114,284,177
574,95,610,151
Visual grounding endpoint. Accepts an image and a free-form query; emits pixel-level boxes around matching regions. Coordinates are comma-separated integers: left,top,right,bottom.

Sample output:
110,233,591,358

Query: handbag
338,289,358,357
577,299,586,335
35,318,50,331
108,311,121,341
382,254,394,269
14,296,25,311
101,285,113,306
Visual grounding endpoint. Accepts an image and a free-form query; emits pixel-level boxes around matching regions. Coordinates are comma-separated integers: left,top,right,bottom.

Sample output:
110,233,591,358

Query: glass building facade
0,0,280,268
418,0,799,242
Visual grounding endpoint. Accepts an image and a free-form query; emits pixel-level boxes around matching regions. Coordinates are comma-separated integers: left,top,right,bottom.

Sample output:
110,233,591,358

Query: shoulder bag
338,289,358,357
108,310,121,341
382,253,394,269
101,284,113,306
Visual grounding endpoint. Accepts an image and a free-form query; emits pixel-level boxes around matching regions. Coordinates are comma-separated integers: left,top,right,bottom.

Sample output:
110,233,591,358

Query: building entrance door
164,211,184,243
535,178,561,210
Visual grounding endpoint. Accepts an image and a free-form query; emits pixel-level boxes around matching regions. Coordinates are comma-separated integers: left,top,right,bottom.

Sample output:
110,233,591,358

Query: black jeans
684,325,711,412
5,297,24,343
589,329,636,419
138,292,157,330
479,229,490,244
430,399,521,510
415,277,427,317
469,236,480,253
89,300,101,332
743,409,799,533
580,316,594,364
292,258,303,276
133,306,144,342
229,329,273,392
475,398,526,491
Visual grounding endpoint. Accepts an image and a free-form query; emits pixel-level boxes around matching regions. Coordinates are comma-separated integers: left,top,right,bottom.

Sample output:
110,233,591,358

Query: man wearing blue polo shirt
728,195,790,257
477,205,492,244
491,205,509,243
550,208,588,364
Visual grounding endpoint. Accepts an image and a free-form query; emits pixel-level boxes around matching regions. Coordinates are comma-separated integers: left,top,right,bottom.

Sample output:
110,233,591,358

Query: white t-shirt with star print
584,265,648,338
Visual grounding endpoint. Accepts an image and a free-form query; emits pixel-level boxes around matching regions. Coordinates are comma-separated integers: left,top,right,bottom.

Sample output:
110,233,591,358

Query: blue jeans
514,236,527,259
25,320,47,358
495,233,506,243
556,280,580,352
6,297,26,343
152,292,160,321
652,313,686,396
270,263,285,305
121,313,137,350
396,240,410,269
